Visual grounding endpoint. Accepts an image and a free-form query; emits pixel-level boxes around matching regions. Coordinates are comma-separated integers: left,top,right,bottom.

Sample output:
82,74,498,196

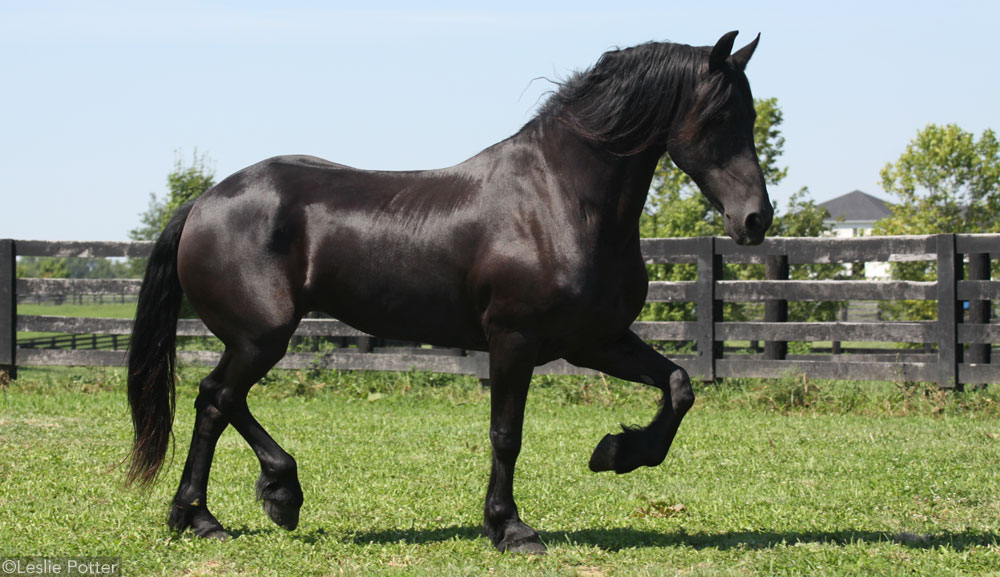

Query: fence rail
18,332,126,351
2,235,998,388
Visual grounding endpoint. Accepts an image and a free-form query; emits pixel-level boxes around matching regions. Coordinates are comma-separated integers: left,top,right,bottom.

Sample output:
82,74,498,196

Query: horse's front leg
567,330,695,474
483,330,547,554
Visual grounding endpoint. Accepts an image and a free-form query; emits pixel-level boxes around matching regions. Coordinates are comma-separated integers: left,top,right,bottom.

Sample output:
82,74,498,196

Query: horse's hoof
263,500,300,530
169,501,228,539
590,431,651,474
504,539,548,555
589,433,620,473
197,528,230,541
489,519,546,554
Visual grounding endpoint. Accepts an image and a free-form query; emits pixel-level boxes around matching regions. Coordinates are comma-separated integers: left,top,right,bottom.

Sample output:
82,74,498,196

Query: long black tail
125,201,194,487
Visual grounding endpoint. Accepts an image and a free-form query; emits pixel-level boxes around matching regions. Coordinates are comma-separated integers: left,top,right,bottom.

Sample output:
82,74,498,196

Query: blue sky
2,1,998,240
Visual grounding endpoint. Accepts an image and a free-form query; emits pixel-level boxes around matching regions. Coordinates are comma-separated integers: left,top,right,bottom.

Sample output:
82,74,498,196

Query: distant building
818,190,895,279
818,190,894,238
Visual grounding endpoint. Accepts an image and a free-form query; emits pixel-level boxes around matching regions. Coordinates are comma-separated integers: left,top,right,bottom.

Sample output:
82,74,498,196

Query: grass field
16,302,138,341
17,302,138,319
2,367,1000,576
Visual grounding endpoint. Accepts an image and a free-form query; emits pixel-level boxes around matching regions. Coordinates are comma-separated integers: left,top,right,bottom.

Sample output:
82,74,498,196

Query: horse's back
178,154,492,348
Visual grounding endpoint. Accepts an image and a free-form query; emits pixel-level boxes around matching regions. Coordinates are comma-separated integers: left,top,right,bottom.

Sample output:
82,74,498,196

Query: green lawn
2,368,1000,576
16,302,138,341
17,301,138,319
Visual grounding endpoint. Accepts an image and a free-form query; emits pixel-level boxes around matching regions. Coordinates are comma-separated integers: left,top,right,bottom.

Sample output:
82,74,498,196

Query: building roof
818,190,893,223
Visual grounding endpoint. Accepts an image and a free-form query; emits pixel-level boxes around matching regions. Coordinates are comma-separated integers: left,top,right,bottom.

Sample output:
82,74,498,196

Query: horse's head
667,31,772,246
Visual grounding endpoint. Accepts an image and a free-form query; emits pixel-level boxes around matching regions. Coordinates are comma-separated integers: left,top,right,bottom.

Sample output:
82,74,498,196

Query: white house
817,190,894,279
818,190,893,238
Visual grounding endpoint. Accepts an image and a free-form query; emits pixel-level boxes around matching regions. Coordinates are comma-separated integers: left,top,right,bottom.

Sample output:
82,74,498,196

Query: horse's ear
709,30,739,73
729,33,760,72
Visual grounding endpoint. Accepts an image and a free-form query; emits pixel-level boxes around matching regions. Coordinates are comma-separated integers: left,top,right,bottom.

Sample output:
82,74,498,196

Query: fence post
0,240,15,381
967,252,991,365
474,351,491,388
695,237,720,381
831,304,847,355
936,234,960,389
764,254,789,360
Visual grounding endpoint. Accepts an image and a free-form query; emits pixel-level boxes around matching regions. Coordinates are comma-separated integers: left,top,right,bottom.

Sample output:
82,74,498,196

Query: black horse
127,31,771,554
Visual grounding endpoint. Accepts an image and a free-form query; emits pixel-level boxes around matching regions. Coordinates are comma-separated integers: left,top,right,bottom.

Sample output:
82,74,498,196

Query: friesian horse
127,31,771,554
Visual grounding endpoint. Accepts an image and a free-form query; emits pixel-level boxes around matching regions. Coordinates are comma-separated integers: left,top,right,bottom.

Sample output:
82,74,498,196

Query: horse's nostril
745,212,764,232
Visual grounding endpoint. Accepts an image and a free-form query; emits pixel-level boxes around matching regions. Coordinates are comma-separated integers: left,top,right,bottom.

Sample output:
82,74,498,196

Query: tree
876,124,1000,235
750,97,789,188
16,256,70,279
873,124,1000,320
130,150,216,241
128,151,216,276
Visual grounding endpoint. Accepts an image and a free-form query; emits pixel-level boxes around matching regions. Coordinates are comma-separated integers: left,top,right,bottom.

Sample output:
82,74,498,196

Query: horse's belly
307,266,487,350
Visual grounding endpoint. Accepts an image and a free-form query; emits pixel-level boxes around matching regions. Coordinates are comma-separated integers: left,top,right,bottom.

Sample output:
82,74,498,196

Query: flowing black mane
536,41,741,155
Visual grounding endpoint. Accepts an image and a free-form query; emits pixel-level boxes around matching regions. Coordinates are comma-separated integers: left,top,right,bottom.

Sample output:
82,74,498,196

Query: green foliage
768,188,830,237
128,150,216,277
129,193,171,244
16,256,132,279
129,150,216,242
15,256,69,278
751,96,789,187
874,124,1000,320
878,124,1000,234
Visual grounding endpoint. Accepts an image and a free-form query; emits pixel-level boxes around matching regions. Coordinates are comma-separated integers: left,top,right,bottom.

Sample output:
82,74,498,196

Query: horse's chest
545,254,648,336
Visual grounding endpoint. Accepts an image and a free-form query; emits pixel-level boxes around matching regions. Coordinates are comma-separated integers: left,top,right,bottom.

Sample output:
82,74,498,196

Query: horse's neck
527,118,666,240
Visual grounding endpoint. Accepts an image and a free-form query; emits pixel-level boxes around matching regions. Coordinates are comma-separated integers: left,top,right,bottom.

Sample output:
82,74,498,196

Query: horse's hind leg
169,326,303,537
168,364,231,539
567,330,695,474
210,332,304,530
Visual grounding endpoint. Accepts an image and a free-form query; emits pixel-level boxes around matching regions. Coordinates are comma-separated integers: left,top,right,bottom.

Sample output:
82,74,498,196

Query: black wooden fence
2,235,998,388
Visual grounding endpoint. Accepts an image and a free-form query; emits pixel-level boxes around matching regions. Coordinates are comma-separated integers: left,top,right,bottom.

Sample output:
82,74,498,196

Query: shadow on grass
346,524,1000,552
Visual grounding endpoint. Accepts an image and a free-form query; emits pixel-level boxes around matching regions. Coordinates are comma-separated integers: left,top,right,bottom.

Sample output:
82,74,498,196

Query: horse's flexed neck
537,31,772,245
666,31,772,245
520,116,665,242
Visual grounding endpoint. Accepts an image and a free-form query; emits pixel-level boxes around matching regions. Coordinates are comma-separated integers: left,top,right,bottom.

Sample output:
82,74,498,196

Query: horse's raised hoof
588,433,620,473
262,499,300,531
257,473,303,530
589,430,657,474
168,501,229,540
